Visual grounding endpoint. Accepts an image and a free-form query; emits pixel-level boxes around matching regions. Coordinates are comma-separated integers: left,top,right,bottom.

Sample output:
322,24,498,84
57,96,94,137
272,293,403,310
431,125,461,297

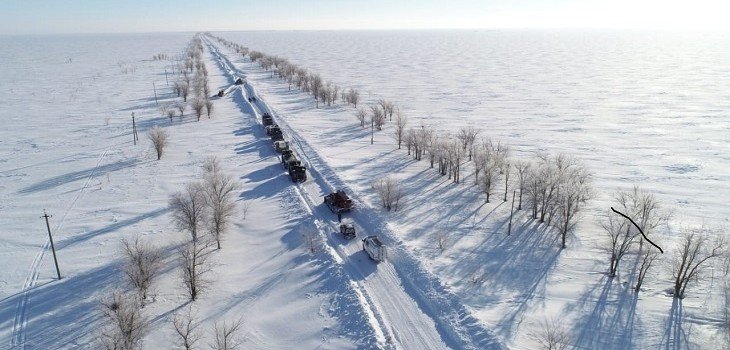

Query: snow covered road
205,36,504,350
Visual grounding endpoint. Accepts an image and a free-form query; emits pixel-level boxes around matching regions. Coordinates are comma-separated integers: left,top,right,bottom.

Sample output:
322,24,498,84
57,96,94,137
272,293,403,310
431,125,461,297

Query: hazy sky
1,0,728,35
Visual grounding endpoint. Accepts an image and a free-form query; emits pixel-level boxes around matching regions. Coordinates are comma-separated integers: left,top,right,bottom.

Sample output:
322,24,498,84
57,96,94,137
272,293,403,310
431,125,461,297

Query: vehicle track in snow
206,37,504,350
9,148,110,349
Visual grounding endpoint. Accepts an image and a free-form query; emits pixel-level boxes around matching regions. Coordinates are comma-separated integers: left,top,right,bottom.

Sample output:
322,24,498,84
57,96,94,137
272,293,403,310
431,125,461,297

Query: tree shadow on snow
18,158,140,194
0,263,120,349
567,273,643,349
56,207,169,249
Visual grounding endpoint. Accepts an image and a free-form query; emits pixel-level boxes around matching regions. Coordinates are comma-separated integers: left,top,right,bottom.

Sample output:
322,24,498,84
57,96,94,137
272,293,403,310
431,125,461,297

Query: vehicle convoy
362,235,387,262
339,223,356,239
324,190,354,213
289,164,307,182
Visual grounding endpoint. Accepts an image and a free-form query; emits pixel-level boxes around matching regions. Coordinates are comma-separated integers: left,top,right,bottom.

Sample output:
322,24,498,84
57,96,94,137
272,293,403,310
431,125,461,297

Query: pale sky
1,0,728,35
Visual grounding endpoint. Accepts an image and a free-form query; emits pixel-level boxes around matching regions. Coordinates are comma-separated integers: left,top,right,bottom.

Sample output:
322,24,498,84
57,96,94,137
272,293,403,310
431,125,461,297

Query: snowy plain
0,29,727,350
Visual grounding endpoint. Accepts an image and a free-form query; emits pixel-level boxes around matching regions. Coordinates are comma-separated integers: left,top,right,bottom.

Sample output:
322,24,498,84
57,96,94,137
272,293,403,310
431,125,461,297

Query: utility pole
132,112,139,145
164,68,169,85
152,82,158,106
507,190,516,236
41,210,62,280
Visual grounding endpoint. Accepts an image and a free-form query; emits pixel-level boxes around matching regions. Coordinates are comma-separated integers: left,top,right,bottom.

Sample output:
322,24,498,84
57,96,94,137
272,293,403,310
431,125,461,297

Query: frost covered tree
513,159,531,210
203,171,241,250
166,106,177,122
615,185,671,251
310,74,323,107
634,250,658,292
478,139,505,203
99,292,149,350
601,213,638,277
347,88,360,107
205,99,214,118
212,319,243,350
393,109,407,149
373,176,404,211
179,238,213,301
148,126,169,160
554,156,592,248
355,107,367,128
180,82,190,102
176,102,187,117
169,182,208,241
121,236,164,302
370,105,385,131
457,125,480,161
672,228,725,298
529,318,572,350
173,307,201,350
191,98,205,121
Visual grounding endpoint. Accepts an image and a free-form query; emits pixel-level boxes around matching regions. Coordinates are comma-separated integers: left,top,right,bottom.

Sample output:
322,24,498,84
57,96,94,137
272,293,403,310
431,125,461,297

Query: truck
339,223,356,239
262,113,274,127
281,149,296,165
289,164,307,182
324,190,354,213
269,126,284,141
274,141,289,153
362,236,386,262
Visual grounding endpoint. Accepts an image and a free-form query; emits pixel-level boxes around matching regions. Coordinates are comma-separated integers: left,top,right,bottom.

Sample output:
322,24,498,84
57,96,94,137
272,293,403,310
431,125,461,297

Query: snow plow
324,190,354,213
339,223,356,240
362,236,386,262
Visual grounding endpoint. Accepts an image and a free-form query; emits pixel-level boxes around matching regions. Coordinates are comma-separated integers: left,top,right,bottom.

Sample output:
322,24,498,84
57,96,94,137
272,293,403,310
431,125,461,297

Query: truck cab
339,223,356,239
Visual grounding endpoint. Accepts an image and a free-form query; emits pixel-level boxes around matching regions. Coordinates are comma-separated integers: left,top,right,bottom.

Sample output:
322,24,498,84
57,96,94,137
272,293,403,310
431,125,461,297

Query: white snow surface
0,30,728,350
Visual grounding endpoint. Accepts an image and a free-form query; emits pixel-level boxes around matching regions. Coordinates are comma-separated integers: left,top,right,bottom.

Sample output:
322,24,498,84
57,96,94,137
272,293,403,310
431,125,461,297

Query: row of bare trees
169,36,214,121
208,34,362,111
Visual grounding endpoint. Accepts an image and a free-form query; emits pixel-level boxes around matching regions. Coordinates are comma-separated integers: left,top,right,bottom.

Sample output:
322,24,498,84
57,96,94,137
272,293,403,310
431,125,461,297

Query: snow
0,30,728,350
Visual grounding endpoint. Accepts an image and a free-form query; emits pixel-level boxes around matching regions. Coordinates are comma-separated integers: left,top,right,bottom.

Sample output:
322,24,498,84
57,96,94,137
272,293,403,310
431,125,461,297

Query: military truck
339,223,356,239
324,190,354,213
289,164,307,182
269,126,284,141
262,113,273,127
281,149,296,165
274,141,289,153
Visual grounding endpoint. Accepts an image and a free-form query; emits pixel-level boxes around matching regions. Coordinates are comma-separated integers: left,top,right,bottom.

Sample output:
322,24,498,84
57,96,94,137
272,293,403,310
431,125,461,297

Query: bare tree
529,318,572,350
355,107,367,128
173,306,201,350
615,185,671,251
203,171,241,249
601,213,638,277
310,74,323,107
514,160,531,210
211,319,244,350
191,98,205,121
393,109,407,149
148,126,169,161
99,292,149,350
372,176,404,211
370,105,385,131
672,228,725,298
205,98,214,118
635,250,658,292
202,155,222,174
169,182,208,241
457,125,480,161
121,236,164,302
502,152,511,201
180,82,190,102
179,239,213,301
479,140,504,203
348,88,360,107
554,158,593,249
176,102,187,117
166,106,177,122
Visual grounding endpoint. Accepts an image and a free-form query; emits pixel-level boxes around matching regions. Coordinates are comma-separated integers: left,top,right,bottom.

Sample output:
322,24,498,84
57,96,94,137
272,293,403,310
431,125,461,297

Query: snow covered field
0,30,728,349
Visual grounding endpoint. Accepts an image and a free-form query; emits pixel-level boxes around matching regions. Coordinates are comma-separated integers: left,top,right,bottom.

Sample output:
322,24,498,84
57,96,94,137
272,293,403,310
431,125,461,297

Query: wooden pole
132,112,138,145
164,68,169,85
507,190,516,236
371,119,374,145
153,82,158,106
42,210,62,280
